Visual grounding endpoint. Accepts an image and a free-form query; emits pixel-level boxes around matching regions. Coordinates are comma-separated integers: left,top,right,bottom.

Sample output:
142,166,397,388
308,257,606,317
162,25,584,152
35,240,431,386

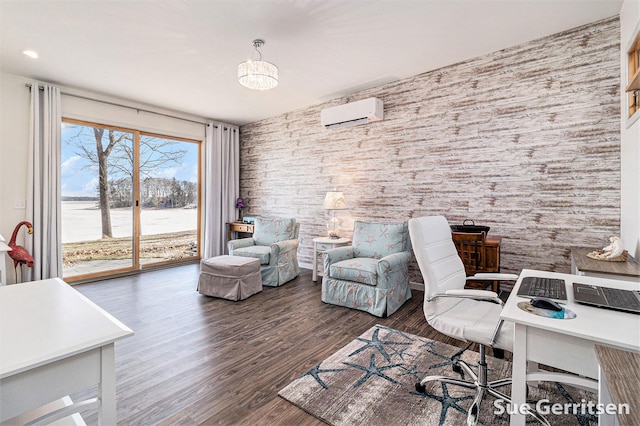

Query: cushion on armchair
352,221,408,258
329,258,378,285
252,217,296,245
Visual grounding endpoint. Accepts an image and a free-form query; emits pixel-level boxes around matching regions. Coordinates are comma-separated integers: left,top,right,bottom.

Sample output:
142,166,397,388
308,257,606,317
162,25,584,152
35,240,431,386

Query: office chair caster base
452,364,464,378
415,359,549,425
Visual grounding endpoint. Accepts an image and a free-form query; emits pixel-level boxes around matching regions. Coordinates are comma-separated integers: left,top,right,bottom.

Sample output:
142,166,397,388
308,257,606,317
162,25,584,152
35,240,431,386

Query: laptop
517,276,567,303
573,283,640,314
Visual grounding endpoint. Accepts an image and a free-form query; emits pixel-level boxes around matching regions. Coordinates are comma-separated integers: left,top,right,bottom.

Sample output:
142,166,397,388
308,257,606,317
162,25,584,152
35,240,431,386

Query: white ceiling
0,0,622,126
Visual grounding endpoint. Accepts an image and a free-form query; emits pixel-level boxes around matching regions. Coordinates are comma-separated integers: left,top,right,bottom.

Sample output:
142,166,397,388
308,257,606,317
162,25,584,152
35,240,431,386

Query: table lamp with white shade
323,191,347,239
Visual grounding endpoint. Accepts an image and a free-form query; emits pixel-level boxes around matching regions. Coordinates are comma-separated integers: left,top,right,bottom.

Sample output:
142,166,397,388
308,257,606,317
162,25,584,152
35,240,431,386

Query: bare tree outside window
64,125,187,239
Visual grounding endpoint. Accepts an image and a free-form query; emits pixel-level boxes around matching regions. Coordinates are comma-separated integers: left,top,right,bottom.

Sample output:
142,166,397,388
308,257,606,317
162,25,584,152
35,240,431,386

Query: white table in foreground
500,269,640,426
0,278,133,424
312,237,351,282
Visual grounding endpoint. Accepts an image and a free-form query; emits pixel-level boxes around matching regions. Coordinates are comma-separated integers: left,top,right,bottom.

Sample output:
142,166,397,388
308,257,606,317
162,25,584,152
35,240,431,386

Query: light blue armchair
321,221,412,317
228,217,300,287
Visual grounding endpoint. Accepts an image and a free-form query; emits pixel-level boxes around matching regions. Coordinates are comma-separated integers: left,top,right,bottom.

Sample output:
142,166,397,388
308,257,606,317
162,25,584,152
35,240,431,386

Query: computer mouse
530,297,562,311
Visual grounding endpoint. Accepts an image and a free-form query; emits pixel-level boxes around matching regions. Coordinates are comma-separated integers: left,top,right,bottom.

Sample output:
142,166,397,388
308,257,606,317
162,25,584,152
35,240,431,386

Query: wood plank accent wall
239,17,621,282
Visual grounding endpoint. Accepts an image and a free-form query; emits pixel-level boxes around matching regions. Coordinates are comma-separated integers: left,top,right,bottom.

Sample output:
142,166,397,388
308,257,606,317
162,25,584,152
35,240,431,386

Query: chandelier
238,39,278,90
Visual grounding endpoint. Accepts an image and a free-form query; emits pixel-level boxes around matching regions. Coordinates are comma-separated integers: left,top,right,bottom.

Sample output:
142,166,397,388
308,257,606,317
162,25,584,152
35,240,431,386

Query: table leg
98,343,116,426
312,244,318,282
510,323,528,426
598,367,617,426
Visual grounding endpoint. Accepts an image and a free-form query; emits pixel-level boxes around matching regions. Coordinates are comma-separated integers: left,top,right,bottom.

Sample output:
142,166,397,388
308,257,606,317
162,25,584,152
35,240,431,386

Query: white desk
0,278,133,424
501,269,640,426
312,237,350,282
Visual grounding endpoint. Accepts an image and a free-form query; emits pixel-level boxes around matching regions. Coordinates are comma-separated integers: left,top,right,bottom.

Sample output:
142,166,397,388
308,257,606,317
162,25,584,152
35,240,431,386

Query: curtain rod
25,83,226,129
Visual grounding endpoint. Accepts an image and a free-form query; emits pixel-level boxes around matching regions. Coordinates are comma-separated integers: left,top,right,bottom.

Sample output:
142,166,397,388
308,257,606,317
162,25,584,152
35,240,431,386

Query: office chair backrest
408,215,468,319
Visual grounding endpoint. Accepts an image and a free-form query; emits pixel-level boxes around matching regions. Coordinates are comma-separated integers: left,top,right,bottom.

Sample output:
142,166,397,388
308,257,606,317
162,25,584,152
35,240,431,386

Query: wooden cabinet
484,237,501,272
452,233,502,292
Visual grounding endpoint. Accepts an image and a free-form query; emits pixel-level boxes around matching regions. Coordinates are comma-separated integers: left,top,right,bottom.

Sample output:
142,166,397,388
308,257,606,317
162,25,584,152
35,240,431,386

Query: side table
570,246,640,283
312,237,351,282
227,221,254,241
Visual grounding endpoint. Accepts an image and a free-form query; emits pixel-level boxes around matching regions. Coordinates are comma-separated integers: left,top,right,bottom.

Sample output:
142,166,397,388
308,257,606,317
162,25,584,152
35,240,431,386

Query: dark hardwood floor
73,264,471,425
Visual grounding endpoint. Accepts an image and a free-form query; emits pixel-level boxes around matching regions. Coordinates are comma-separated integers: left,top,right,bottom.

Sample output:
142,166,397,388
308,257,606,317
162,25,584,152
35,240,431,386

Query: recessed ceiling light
23,50,38,59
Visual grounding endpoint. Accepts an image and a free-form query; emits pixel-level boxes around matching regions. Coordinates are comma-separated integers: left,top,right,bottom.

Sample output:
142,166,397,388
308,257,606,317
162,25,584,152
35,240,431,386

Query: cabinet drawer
316,243,334,251
231,224,253,233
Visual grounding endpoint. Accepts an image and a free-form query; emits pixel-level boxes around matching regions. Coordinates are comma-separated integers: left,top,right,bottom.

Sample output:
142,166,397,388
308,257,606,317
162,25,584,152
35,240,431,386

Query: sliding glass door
138,134,200,267
61,119,200,281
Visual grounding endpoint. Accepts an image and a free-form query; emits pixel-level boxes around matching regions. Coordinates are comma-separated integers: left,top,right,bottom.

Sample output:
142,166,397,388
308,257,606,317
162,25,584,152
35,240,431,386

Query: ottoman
197,255,262,301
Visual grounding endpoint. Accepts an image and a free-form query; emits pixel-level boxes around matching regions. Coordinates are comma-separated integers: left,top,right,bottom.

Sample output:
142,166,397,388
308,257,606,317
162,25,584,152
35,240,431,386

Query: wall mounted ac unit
320,97,384,129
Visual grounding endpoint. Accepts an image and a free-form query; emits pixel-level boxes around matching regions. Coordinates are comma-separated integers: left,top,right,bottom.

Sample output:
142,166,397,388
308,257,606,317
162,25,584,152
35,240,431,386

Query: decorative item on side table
235,197,246,221
450,218,490,234
587,236,628,262
323,191,347,239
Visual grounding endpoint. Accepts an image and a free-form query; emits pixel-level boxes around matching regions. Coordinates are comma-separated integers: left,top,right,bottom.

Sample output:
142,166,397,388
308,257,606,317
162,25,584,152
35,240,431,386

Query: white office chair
408,216,548,426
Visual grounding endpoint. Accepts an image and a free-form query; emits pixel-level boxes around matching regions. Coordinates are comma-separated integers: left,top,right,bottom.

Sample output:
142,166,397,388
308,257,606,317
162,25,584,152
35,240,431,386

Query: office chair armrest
427,289,503,305
446,289,499,298
466,273,519,281
490,319,506,347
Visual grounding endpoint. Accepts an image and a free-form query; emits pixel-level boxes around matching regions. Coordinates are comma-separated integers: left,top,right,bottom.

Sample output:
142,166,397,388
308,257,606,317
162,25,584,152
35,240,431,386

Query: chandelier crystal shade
238,39,278,90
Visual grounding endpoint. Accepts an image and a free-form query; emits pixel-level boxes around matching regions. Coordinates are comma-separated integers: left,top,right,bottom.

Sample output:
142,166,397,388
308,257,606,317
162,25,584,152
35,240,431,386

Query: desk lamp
323,191,347,239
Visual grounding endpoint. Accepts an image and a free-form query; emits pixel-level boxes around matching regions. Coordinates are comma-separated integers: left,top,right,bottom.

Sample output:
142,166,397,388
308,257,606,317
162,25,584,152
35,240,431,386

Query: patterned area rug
279,325,597,425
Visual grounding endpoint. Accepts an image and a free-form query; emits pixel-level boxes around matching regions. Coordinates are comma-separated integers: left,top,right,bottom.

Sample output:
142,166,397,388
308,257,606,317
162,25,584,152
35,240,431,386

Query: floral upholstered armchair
228,217,300,287
321,221,412,317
